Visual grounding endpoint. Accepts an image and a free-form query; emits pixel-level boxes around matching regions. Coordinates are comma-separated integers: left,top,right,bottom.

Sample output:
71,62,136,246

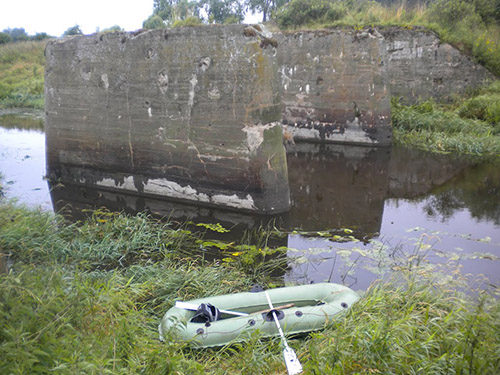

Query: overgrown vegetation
392,81,500,156
1,201,499,374
275,0,500,77
0,40,46,109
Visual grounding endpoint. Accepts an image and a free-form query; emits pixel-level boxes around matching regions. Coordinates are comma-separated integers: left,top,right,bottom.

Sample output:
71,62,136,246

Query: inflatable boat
159,283,360,347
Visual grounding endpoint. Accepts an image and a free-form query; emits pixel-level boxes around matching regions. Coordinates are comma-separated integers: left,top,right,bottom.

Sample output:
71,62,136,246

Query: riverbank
0,40,45,109
275,0,500,78
1,201,499,374
392,81,500,157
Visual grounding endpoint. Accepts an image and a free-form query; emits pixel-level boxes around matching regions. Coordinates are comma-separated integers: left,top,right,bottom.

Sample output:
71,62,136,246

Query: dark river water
1,112,499,293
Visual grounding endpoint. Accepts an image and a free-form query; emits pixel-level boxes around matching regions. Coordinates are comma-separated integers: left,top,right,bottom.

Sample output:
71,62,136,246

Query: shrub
0,32,11,44
172,16,203,27
63,25,83,36
472,30,500,77
458,94,499,123
428,0,482,29
101,25,123,33
143,15,166,29
392,82,500,156
275,0,349,28
31,32,51,41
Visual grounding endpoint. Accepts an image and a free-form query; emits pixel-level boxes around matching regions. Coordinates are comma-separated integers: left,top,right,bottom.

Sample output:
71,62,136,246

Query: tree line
143,0,499,29
1,0,498,42
0,25,125,45
0,28,51,44
143,0,289,28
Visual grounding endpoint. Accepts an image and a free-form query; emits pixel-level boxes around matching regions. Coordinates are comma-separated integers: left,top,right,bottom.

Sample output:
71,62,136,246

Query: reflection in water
48,144,394,236
387,146,469,198
46,142,500,290
2,117,499,291
422,163,500,225
49,143,393,235
0,125,51,209
0,113,44,131
286,143,391,236
49,181,287,243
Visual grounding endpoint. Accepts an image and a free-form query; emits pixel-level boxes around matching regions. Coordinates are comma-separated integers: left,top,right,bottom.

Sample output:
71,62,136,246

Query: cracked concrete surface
45,25,289,214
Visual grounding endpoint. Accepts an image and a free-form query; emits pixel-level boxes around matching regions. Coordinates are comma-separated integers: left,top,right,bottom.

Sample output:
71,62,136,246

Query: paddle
264,291,303,375
174,301,249,317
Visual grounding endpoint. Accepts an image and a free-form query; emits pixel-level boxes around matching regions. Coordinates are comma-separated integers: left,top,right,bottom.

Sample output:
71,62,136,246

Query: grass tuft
1,201,499,374
392,82,500,157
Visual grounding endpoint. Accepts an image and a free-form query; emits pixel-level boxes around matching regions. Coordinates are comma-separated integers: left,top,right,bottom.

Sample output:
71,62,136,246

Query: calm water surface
1,114,499,292
0,124,51,209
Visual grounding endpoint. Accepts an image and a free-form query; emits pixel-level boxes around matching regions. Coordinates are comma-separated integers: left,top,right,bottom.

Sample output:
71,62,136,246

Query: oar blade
283,346,303,375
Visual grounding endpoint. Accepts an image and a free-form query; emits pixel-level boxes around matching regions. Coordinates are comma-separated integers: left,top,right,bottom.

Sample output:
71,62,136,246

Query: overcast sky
0,0,261,37
0,0,153,36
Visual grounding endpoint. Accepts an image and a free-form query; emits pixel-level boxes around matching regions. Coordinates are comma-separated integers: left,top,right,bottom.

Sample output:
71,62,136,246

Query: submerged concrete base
45,25,290,214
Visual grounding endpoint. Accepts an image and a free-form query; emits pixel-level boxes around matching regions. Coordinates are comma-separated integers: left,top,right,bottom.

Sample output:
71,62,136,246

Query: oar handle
174,301,249,316
264,291,303,375
264,291,287,343
256,303,295,314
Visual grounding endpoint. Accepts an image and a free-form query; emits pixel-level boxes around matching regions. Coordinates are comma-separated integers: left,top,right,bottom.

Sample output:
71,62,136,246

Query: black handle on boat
174,301,249,317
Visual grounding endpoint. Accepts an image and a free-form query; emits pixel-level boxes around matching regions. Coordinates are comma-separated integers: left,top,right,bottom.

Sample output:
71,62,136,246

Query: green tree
143,14,166,29
172,15,204,27
4,28,29,42
101,25,123,33
153,0,201,24
0,32,12,44
246,0,289,22
201,0,245,24
31,32,51,41
63,25,83,36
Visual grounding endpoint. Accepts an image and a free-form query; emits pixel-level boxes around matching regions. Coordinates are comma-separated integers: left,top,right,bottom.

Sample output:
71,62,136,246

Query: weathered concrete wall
45,25,493,212
275,26,494,146
276,28,392,146
45,25,290,214
381,27,495,103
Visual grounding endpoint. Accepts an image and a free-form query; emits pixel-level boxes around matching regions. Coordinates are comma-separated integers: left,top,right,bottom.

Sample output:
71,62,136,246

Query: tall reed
1,201,499,374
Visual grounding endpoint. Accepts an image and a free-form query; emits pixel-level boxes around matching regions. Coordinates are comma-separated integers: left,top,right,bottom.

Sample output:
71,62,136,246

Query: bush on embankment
1,201,499,374
392,81,500,156
0,40,46,109
274,0,500,78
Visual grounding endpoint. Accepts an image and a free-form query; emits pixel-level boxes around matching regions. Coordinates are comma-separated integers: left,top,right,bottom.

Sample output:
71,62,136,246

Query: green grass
0,40,46,109
0,201,499,374
392,81,500,157
275,0,500,78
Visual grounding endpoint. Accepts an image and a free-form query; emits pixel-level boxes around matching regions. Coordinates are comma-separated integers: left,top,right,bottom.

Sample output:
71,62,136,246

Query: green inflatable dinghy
159,283,360,347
